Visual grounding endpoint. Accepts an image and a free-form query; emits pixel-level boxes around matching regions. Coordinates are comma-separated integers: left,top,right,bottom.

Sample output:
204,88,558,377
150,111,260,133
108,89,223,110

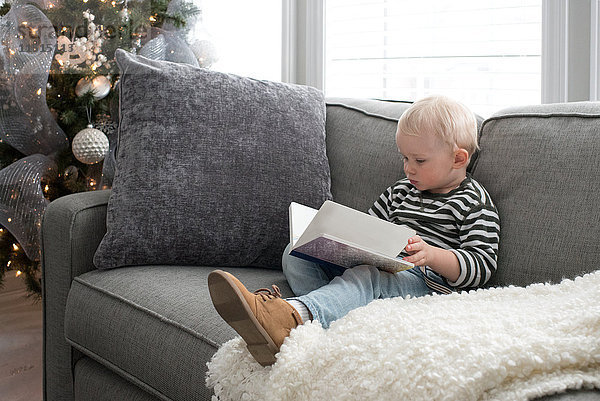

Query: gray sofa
42,97,600,401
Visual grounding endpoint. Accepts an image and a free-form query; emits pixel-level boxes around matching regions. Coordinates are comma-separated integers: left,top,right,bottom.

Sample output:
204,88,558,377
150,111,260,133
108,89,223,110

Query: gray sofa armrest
41,189,111,401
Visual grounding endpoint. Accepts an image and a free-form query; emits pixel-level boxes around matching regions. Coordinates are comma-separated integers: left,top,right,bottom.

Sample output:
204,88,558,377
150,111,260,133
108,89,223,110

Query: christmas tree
0,0,211,297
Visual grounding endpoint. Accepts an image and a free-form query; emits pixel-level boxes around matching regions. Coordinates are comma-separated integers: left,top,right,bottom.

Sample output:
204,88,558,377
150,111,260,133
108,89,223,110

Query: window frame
591,0,600,101
282,0,324,88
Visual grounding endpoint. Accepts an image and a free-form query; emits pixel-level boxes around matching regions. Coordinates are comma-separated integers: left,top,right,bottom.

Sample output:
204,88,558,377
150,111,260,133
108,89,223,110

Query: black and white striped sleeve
447,203,500,288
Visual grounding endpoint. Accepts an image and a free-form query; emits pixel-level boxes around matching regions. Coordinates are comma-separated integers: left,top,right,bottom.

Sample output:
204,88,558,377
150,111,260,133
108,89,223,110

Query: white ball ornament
72,125,109,164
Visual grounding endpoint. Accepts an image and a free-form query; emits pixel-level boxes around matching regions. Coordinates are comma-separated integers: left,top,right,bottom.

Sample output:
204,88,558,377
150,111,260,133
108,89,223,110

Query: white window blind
325,0,542,116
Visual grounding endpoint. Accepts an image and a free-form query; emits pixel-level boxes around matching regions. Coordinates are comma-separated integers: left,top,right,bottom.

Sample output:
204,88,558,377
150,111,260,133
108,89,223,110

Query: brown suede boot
208,270,303,366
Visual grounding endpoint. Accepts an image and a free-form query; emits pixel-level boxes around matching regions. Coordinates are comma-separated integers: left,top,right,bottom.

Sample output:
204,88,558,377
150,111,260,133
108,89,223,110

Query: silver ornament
75,78,92,97
72,124,109,164
75,76,111,99
91,76,111,99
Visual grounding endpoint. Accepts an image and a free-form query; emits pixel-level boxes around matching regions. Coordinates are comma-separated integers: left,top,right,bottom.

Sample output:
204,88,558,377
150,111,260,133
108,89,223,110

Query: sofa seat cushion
64,266,292,401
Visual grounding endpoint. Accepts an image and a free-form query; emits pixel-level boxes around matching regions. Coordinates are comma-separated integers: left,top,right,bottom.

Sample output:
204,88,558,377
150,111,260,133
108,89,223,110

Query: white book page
294,200,415,257
289,202,319,246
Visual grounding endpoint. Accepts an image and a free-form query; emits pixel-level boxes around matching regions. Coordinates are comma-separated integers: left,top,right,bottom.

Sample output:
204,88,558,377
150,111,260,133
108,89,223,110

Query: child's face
397,130,466,194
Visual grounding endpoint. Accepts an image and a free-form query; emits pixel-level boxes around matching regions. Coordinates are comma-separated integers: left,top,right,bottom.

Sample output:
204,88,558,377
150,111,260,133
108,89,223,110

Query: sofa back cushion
325,99,411,212
93,50,331,270
472,102,600,287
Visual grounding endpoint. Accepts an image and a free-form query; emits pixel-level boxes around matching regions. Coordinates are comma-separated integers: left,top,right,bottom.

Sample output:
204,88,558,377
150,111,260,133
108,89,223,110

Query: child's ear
453,148,470,168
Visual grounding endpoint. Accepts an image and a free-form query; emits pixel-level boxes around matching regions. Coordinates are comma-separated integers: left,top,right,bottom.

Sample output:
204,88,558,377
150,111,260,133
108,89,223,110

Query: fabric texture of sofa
41,59,600,400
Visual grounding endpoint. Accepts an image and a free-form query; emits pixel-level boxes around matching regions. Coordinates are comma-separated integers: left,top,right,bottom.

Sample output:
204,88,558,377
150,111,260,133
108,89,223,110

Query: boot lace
253,285,282,301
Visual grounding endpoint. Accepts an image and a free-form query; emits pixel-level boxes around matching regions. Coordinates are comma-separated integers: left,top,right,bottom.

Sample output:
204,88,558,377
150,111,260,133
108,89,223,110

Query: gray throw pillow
93,49,331,269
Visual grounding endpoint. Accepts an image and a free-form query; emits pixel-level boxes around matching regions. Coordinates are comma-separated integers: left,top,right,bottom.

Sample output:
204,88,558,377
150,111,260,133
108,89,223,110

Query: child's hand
403,236,461,282
403,235,432,267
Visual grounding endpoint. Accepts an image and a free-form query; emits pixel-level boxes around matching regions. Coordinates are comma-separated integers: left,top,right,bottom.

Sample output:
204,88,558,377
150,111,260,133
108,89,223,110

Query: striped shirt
368,175,500,291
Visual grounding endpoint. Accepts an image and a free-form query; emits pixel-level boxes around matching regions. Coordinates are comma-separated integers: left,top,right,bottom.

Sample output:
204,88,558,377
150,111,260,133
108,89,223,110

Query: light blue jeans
282,243,452,328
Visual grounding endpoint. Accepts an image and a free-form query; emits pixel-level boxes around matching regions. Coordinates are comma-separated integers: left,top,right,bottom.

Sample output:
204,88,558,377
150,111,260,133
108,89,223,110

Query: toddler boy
208,96,500,366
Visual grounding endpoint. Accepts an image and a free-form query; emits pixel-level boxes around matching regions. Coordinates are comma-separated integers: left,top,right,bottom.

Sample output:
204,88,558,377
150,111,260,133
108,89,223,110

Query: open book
289,200,416,273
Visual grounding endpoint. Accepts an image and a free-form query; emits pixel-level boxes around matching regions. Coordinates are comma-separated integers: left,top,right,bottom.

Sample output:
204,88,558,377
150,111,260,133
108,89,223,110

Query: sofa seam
480,111,600,134
325,102,402,123
487,111,600,120
67,339,172,401
70,276,221,349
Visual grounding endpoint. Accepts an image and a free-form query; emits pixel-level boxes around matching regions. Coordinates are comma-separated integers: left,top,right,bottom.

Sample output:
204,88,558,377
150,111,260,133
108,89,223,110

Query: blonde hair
396,96,478,156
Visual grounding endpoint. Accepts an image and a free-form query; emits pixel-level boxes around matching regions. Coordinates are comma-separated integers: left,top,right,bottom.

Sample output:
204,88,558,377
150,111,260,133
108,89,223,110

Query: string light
16,270,22,277
149,16,157,22
12,243,19,251
36,88,42,95
7,218,11,223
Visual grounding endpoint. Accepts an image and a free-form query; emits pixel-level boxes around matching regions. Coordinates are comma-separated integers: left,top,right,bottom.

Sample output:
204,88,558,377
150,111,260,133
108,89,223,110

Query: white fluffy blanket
206,271,600,401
